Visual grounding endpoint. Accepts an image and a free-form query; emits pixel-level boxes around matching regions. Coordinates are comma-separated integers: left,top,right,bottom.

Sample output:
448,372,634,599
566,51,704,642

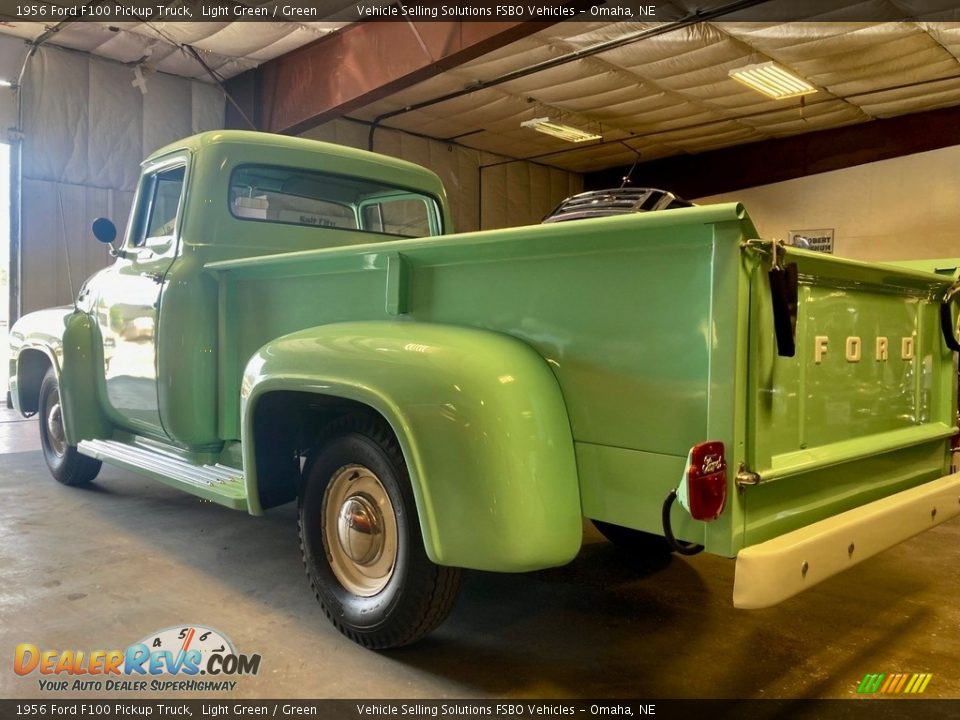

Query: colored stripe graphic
857,672,932,694
891,674,909,693
904,674,933,694
857,674,885,693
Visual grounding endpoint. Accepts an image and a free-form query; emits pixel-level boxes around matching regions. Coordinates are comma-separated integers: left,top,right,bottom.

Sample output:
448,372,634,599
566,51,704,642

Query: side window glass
132,165,185,247
363,198,433,237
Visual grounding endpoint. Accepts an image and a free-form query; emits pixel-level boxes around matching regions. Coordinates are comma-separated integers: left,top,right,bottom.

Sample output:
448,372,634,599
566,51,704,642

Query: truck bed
206,203,957,558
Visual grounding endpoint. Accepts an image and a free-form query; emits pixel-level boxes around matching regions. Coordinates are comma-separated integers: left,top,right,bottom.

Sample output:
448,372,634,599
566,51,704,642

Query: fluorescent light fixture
0,79,12,88
521,117,601,143
729,62,816,100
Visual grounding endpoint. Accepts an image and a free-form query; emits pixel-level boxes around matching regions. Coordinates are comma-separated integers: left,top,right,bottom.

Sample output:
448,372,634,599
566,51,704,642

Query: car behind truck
9,131,960,648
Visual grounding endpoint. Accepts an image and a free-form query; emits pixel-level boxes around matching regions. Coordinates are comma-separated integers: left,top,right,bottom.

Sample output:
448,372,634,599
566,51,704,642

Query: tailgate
743,244,958,546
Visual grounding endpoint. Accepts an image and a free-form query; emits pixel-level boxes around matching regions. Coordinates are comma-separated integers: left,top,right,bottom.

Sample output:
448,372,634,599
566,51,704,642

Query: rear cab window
229,165,442,239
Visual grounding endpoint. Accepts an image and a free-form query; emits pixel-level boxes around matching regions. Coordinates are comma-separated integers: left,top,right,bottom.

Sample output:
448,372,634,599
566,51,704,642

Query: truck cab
47,132,451,450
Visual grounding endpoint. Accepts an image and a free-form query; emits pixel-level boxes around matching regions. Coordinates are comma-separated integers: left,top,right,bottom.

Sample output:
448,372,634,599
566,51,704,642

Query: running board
78,439,248,511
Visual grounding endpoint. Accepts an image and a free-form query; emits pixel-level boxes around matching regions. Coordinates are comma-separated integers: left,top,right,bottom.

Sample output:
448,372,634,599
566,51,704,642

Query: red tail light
685,441,728,521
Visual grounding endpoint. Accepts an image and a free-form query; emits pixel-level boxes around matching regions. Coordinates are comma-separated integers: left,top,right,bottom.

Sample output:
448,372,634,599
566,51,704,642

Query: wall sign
789,228,834,253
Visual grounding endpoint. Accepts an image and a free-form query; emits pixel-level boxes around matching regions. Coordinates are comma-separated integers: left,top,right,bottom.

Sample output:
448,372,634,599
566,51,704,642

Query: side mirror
92,217,117,244
92,217,129,259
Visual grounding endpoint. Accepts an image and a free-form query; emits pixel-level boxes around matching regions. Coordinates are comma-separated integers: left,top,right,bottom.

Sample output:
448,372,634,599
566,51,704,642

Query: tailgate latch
735,463,761,492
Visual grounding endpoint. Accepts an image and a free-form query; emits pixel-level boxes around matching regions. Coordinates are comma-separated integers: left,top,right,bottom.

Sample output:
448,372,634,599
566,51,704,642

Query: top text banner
1,0,955,23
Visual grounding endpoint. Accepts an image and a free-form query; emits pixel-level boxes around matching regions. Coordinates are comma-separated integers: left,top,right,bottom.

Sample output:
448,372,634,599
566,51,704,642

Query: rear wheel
299,416,461,649
38,369,101,486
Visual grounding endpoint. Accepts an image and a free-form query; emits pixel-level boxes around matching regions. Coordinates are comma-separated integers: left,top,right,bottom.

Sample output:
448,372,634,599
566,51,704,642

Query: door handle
146,272,165,284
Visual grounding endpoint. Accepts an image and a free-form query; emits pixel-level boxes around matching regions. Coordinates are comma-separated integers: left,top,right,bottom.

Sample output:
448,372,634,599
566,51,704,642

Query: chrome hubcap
336,495,385,566
46,396,66,457
322,465,398,597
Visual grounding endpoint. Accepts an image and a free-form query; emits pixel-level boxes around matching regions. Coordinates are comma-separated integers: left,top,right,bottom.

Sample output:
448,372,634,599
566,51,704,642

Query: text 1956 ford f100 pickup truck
9,131,960,648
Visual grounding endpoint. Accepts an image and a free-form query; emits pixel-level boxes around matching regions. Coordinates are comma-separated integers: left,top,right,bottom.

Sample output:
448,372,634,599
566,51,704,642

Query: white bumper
734,472,960,609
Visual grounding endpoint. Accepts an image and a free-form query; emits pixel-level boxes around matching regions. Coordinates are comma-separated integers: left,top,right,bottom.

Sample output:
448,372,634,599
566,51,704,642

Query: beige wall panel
506,162,531,229
696,144,960,262
21,179,61,313
22,50,90,185
142,72,193,159
16,45,223,318
0,87,15,135
192,82,227,136
22,179,133,314
452,147,480,233
88,59,142,191
480,162,508,230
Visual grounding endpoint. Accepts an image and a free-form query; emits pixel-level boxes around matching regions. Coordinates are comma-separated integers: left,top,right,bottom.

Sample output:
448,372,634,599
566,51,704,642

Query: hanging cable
141,20,257,130
618,143,643,189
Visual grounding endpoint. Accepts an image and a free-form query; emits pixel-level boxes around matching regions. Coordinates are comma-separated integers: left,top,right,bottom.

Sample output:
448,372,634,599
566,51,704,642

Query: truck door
95,160,186,438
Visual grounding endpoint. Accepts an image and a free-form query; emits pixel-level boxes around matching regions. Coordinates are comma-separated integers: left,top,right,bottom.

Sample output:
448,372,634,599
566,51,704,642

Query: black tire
299,415,461,649
38,369,101,487
593,519,672,558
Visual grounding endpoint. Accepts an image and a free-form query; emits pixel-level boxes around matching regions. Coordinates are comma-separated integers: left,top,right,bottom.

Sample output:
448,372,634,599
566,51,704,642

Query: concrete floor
1,405,959,700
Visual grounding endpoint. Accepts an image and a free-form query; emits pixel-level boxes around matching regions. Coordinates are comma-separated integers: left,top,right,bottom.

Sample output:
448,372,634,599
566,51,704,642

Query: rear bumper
733,472,960,609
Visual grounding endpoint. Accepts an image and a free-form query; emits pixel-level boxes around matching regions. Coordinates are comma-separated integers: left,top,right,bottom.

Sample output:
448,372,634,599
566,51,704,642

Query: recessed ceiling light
729,62,816,100
0,79,12,88
521,117,602,143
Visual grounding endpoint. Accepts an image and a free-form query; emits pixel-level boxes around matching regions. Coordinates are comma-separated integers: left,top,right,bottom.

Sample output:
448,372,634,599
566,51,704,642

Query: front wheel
299,416,461,649
38,369,101,486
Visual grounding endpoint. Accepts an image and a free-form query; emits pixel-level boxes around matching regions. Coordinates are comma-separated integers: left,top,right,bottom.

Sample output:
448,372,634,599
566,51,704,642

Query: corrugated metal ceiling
0,6,352,78
354,19,960,171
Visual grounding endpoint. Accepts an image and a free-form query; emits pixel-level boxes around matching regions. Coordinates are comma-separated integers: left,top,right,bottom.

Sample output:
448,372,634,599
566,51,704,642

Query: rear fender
241,321,583,572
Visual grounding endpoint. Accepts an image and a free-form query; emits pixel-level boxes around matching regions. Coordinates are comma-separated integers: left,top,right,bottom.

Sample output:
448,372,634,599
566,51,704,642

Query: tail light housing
679,441,728,521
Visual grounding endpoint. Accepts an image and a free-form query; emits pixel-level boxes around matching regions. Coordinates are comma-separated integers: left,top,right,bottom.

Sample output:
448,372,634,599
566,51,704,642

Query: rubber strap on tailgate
940,288,960,352
769,262,798,357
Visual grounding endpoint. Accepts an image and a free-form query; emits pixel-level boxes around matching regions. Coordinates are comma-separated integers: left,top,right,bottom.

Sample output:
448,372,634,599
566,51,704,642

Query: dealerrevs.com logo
14,625,261,692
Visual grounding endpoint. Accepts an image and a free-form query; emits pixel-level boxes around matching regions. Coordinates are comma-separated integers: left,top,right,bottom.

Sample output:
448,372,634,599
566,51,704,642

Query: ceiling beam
584,104,960,199
226,21,556,135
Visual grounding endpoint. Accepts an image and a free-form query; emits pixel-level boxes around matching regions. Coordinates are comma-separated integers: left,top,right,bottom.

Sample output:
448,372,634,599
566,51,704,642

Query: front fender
9,308,70,414
9,308,113,443
241,321,583,572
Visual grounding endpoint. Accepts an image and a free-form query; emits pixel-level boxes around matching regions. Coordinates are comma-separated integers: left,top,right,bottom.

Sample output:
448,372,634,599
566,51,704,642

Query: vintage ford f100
9,131,960,648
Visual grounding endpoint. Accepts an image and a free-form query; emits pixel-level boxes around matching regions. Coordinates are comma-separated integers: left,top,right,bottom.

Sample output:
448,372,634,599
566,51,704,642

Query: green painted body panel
8,130,959,572
241,321,582,571
210,203,757,557
60,312,114,444
889,258,960,277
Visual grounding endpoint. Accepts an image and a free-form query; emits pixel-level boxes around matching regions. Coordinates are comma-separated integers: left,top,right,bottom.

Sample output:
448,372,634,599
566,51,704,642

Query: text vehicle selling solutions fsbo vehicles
9,131,960,648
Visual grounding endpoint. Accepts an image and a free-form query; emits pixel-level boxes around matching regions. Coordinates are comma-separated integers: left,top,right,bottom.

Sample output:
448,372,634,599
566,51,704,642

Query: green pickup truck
9,131,960,649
